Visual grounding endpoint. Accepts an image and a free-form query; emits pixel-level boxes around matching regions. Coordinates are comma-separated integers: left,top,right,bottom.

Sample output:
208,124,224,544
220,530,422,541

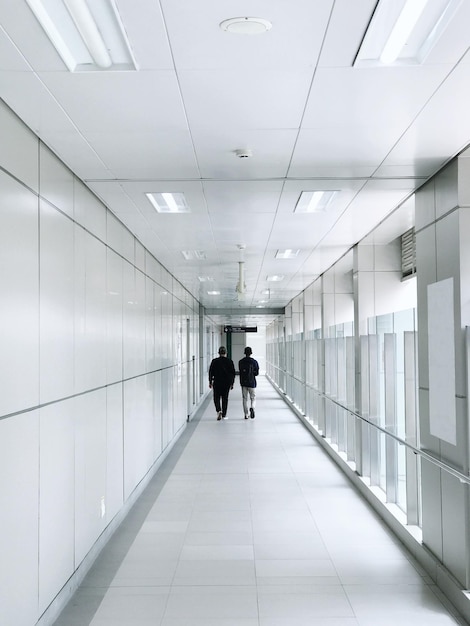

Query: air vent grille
401,227,416,280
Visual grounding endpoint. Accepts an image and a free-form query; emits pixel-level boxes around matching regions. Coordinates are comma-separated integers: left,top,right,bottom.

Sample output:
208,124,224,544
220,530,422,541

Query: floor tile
53,377,466,626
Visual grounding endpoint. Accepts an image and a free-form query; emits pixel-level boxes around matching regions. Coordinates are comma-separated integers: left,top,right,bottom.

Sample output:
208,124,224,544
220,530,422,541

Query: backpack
240,358,257,387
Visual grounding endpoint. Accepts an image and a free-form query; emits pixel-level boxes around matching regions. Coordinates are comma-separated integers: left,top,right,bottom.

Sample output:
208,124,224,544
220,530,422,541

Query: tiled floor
54,377,467,625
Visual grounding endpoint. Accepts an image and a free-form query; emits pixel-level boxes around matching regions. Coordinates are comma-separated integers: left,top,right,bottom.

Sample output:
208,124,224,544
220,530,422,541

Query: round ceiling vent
220,17,272,35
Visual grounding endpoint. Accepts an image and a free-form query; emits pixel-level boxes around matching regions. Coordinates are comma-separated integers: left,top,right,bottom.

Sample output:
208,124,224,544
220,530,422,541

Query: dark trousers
213,384,231,417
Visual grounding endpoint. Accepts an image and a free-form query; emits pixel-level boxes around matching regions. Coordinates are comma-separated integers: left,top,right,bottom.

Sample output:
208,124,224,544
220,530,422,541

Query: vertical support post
404,330,420,525
464,327,470,588
369,334,380,486
359,335,370,478
384,332,397,502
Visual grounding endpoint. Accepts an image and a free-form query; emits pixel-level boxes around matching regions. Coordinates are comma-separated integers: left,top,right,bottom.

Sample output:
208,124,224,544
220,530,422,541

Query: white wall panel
146,276,156,371
106,249,123,384
106,384,124,521
74,389,107,564
442,471,467,586
135,239,145,272
416,225,437,390
0,102,39,192
415,179,436,231
135,269,147,375
38,400,75,614
106,211,135,264
122,261,137,378
460,210,470,327
39,145,74,217
374,241,401,271
0,411,39,626
334,294,354,326
0,171,39,416
123,376,152,499
153,371,163,456
146,252,162,285
161,368,172,449
373,271,415,317
458,156,470,206
417,457,443,557
435,160,458,220
40,201,75,403
74,228,107,393
436,212,465,398
74,179,107,242
154,284,164,370
0,101,210,626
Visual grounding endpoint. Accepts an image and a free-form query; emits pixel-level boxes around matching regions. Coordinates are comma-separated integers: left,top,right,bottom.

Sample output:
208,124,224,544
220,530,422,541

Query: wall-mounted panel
107,212,135,264
40,201,74,403
0,411,40,626
435,160,458,220
39,145,74,217
416,225,437,390
74,389,107,564
0,103,39,192
38,399,75,614
415,179,435,231
74,179,106,242
106,383,124,521
106,248,124,384
74,228,107,393
0,171,39,416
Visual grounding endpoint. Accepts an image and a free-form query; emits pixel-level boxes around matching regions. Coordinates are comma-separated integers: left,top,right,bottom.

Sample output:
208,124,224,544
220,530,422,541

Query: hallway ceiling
1,0,470,326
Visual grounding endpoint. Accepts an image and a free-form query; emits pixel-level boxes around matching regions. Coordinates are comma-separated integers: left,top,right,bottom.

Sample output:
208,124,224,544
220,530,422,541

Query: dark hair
218,346,227,355
244,346,252,355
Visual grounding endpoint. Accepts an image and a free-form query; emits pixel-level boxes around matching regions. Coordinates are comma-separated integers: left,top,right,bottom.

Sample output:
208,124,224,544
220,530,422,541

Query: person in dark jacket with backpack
238,346,259,419
209,346,236,420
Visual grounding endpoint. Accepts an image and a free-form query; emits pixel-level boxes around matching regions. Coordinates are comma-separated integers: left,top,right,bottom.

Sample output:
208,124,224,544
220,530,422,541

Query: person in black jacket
209,346,236,420
238,346,259,419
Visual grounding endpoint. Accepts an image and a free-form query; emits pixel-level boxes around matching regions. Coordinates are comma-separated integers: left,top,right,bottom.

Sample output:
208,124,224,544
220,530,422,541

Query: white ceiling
1,0,470,327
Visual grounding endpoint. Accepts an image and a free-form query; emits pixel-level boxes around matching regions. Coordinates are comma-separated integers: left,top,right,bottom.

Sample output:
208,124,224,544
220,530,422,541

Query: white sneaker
217,411,222,421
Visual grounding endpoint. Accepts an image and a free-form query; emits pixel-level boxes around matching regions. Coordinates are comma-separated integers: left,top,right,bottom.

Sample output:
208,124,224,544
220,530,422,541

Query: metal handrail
267,365,470,487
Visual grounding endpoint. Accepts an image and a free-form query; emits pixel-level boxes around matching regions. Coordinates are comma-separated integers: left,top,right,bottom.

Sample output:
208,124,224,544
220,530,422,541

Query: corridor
54,378,465,625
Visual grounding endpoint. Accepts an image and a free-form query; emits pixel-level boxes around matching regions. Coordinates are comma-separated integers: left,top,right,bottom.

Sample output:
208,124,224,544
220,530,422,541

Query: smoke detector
235,149,252,159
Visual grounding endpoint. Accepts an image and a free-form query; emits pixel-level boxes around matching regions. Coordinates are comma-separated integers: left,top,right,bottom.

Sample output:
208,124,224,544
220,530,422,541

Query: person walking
238,346,259,419
209,346,236,420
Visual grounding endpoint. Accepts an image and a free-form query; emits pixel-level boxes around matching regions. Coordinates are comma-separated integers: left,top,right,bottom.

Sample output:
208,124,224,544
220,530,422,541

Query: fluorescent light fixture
182,250,206,260
295,191,337,213
25,0,136,72
354,0,463,67
276,249,300,259
146,192,190,213
380,0,428,64
267,275,284,282
207,290,220,295
198,276,214,282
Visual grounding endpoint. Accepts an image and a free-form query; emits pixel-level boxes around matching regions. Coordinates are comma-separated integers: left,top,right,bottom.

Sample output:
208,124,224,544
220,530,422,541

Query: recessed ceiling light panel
25,0,137,71
267,275,284,282
220,17,272,35
276,249,300,259
146,192,190,213
354,0,463,67
295,191,337,213
181,250,206,261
